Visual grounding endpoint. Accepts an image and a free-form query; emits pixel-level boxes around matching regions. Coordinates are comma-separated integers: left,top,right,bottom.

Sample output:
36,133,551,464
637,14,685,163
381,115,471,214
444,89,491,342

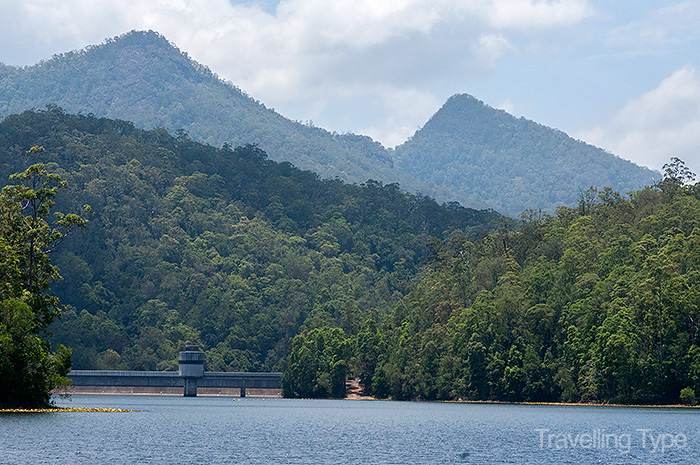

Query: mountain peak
443,93,483,107
395,93,658,215
420,93,528,145
0,30,407,192
114,29,172,47
102,30,197,64
40,30,180,67
439,94,501,116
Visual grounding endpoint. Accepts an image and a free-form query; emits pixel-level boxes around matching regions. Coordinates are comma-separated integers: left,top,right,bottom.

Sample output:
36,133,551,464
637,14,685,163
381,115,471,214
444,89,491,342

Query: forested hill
0,108,505,372
0,30,415,194
346,164,700,405
394,94,658,216
0,30,658,217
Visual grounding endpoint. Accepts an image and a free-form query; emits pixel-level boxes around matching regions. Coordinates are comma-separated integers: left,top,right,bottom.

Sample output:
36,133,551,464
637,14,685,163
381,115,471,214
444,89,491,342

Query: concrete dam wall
68,346,282,397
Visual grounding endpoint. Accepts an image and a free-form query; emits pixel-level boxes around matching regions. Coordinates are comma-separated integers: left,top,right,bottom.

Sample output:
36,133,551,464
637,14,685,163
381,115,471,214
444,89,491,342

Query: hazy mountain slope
393,94,659,216
0,31,659,217
0,30,414,192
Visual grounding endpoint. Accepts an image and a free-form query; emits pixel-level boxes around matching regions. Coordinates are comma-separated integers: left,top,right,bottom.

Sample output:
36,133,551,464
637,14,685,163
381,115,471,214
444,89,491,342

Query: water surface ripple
1,395,698,464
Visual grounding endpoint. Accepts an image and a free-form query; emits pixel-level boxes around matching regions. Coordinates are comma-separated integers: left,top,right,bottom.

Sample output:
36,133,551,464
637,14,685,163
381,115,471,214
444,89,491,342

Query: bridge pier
184,378,198,397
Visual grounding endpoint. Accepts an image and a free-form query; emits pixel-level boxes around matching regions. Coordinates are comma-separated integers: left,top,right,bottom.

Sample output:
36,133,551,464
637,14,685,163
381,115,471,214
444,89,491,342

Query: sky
1,0,699,176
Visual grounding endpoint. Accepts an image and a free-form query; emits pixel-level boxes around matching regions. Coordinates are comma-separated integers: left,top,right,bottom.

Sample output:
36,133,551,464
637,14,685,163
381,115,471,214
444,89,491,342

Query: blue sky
1,0,699,176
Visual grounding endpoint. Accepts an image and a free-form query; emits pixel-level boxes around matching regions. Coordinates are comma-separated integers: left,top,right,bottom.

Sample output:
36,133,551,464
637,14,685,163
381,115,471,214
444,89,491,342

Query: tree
680,387,696,406
659,157,696,194
0,298,72,408
282,327,350,398
1,147,89,325
0,147,88,408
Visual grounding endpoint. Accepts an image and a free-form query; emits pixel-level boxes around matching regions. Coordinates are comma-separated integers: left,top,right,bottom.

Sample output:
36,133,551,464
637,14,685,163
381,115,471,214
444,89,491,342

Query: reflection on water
1,395,698,464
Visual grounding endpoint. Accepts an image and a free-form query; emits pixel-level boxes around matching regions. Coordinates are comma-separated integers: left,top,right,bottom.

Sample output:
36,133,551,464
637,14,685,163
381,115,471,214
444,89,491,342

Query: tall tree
0,147,87,408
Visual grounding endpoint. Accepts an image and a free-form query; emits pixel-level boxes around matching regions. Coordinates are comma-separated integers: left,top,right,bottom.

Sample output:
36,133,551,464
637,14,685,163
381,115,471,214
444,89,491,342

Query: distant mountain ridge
0,31,405,189
0,30,659,216
394,94,659,215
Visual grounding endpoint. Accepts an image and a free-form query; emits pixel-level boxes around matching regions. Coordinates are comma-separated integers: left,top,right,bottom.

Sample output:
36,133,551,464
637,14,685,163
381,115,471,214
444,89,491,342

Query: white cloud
579,66,700,175
483,0,594,30
605,1,700,54
362,88,442,148
473,34,514,67
497,99,516,114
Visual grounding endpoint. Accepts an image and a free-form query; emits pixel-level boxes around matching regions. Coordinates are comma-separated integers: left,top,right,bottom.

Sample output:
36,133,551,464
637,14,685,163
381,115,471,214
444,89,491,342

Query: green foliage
0,107,672,403
0,150,85,408
0,32,657,216
680,387,696,406
359,165,700,403
0,108,504,382
283,327,351,398
0,147,88,327
659,157,696,195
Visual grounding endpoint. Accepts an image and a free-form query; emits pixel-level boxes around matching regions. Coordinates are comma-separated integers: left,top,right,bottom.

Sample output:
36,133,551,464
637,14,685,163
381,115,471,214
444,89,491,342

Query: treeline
286,159,700,404
0,108,504,375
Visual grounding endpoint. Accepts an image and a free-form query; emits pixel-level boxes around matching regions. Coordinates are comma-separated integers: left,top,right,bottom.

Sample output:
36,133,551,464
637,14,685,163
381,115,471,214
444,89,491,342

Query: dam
67,346,282,397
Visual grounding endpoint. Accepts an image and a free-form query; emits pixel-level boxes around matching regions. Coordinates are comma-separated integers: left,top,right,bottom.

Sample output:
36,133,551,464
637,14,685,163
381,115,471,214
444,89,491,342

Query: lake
1,395,698,464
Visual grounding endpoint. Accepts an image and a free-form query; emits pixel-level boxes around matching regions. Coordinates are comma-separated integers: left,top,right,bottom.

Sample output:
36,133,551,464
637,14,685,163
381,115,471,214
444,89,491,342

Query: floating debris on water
0,407,134,413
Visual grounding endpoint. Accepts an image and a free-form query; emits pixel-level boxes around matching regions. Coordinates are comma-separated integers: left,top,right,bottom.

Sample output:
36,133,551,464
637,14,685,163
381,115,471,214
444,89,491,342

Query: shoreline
50,385,699,409
4,398,697,413
344,397,700,409
445,399,700,409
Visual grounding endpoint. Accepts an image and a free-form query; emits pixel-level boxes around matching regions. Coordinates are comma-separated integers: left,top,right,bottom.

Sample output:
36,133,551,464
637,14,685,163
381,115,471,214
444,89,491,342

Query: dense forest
1,108,694,405
0,108,504,377
0,30,656,216
286,159,700,404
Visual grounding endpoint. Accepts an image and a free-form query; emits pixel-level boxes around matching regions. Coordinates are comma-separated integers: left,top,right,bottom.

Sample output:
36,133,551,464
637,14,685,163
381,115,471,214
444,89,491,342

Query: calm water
1,395,699,464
